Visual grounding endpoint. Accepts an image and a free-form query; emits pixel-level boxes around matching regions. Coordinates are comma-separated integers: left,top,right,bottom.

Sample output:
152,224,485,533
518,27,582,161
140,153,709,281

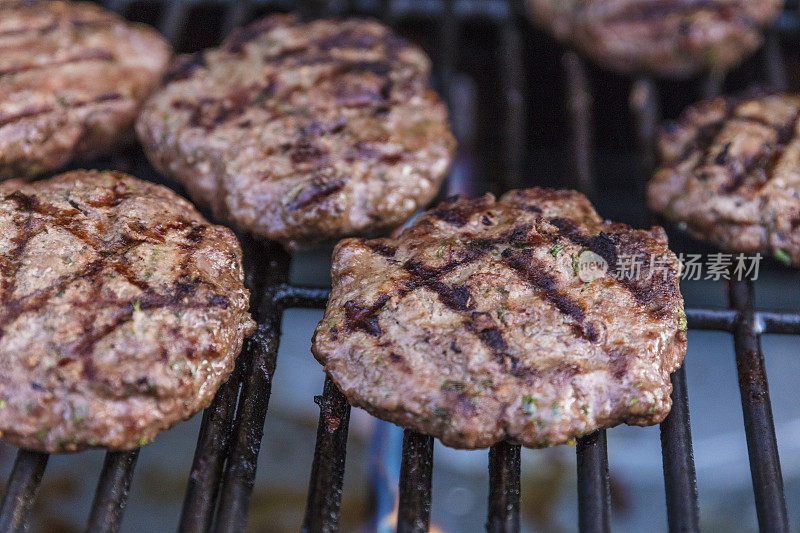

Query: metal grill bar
563,52,595,198
760,312,800,334
273,284,331,310
397,431,434,533
659,366,700,533
222,0,253,37
500,16,525,191
627,66,704,533
303,376,352,533
213,311,282,530
160,0,191,42
728,280,789,532
0,451,48,533
686,308,800,335
178,363,243,532
576,430,611,533
487,442,521,533
87,450,140,533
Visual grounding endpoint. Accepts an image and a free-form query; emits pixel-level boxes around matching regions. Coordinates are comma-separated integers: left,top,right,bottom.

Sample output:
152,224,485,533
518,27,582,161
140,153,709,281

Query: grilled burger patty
0,1,171,180
649,93,800,267
313,189,686,449
526,0,783,78
137,14,455,250
0,170,255,452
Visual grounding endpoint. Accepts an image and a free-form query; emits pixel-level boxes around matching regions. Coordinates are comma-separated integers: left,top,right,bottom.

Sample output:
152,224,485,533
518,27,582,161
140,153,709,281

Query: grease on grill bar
0,1,798,532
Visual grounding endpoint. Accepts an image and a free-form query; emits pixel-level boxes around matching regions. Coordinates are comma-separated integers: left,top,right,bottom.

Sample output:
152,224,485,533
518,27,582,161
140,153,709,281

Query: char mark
0,93,124,129
604,0,734,24
366,242,397,258
431,197,492,227
288,176,346,211
344,294,390,336
502,248,587,327
401,260,473,312
350,142,403,164
0,48,114,77
719,109,800,194
289,141,330,166
463,317,526,377
317,28,381,51
551,217,678,316
0,21,57,38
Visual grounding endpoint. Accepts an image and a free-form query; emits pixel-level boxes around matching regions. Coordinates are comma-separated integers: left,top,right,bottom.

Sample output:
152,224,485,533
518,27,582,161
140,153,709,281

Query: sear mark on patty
0,48,115,77
344,294,390,336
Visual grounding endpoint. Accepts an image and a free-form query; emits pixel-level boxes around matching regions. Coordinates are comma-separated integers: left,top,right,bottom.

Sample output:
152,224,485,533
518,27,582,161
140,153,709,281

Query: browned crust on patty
136,14,455,250
0,170,255,452
312,188,686,449
526,0,783,78
648,93,800,266
0,1,171,179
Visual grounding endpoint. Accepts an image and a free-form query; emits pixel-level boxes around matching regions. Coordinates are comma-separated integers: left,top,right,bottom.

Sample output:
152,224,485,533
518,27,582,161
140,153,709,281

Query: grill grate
1,1,799,532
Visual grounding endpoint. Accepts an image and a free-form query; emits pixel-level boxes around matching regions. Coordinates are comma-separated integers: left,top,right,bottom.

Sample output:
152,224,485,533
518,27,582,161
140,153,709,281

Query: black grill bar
500,19,526,191
659,366,700,533
0,451,48,533
487,442,521,533
86,450,140,533
728,280,789,532
222,0,253,38
212,305,284,530
273,284,331,310
630,76,660,212
760,312,800,335
763,29,788,91
686,308,736,331
178,363,243,532
397,431,434,533
686,308,800,335
576,430,611,533
303,376,352,533
160,0,191,42
629,71,702,533
199,240,287,532
563,52,595,198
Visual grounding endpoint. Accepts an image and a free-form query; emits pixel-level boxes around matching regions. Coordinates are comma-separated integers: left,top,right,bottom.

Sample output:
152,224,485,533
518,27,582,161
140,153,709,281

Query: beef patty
0,170,255,452
526,0,782,78
0,1,171,180
136,14,455,250
312,189,686,449
649,93,800,267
